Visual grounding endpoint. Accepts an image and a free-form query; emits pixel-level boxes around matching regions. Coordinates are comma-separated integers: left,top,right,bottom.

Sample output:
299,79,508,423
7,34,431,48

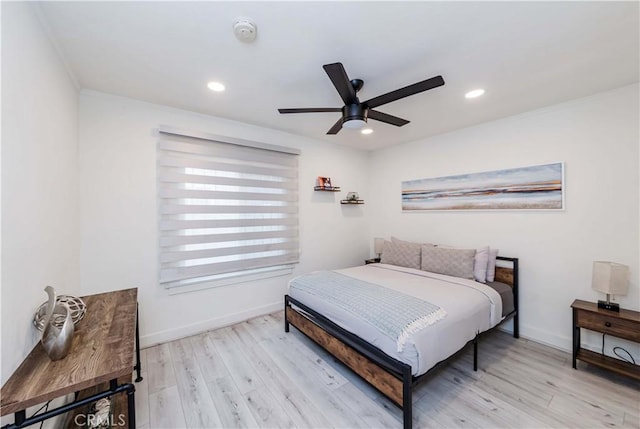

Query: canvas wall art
402,162,564,211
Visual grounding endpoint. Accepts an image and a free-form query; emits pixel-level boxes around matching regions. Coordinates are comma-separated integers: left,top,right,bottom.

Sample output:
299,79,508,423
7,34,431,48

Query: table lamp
374,237,385,260
591,261,629,312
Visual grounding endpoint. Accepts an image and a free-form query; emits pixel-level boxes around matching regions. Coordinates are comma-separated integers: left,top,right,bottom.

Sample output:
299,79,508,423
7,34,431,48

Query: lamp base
597,300,620,312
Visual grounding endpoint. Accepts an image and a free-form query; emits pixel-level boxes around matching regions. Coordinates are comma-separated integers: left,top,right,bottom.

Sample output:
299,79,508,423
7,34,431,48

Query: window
157,127,300,289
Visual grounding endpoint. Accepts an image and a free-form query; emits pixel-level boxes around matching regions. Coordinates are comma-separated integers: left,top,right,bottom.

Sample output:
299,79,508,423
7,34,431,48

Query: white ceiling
36,1,639,151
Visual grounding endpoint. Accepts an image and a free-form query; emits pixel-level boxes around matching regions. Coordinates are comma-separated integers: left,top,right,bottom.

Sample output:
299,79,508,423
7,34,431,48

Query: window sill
165,266,294,295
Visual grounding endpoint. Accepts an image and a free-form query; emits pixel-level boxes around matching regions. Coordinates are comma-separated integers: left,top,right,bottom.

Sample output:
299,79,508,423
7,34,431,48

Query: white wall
77,91,370,346
1,2,80,383
368,84,639,358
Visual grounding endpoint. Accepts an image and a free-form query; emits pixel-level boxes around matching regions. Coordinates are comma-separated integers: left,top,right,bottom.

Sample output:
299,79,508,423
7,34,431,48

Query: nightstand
571,299,640,380
365,258,381,265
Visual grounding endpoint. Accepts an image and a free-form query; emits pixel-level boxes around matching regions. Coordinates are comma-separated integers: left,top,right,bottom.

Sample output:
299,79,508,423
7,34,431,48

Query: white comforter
288,263,502,376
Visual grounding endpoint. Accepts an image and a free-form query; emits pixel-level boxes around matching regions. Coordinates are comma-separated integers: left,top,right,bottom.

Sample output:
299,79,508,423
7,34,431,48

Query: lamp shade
591,261,629,295
374,237,385,255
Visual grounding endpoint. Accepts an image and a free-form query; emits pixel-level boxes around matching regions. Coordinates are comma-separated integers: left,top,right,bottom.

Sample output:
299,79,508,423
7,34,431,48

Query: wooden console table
1,288,142,428
571,299,640,380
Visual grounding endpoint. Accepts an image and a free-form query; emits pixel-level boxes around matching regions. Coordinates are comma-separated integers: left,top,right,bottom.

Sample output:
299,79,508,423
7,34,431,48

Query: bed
284,253,518,429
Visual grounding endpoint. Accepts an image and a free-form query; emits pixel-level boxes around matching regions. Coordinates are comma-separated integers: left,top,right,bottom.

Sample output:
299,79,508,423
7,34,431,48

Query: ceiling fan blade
368,110,410,127
326,117,343,135
364,75,445,109
279,108,342,114
323,63,358,105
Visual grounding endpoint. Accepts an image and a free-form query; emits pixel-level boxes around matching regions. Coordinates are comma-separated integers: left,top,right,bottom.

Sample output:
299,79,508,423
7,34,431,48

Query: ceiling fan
278,62,445,135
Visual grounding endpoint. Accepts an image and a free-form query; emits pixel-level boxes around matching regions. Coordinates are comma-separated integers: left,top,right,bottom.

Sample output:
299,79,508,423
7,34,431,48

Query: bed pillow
380,240,422,269
486,248,499,282
421,246,476,280
391,236,434,247
474,246,490,283
437,244,490,283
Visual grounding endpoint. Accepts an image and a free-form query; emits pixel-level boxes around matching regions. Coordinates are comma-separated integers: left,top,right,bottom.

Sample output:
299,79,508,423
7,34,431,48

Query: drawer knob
605,322,612,327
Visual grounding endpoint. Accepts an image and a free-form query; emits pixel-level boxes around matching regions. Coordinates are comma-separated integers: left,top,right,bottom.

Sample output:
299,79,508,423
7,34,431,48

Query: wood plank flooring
135,312,639,428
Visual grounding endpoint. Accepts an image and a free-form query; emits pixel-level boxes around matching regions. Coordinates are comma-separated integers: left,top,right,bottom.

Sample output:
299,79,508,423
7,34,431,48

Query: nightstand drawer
575,309,640,342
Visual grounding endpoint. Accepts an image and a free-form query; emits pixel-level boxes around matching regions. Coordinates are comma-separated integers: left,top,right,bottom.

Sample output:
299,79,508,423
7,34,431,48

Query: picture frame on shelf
318,176,332,189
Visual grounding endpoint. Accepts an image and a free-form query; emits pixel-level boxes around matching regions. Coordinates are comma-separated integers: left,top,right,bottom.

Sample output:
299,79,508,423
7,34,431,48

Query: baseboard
495,320,570,352
512,323,632,358
518,323,572,353
140,301,282,348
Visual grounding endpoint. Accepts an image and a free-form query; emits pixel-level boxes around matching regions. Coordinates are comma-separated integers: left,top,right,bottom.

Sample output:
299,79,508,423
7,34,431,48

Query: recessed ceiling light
361,128,373,135
465,89,485,99
207,81,226,92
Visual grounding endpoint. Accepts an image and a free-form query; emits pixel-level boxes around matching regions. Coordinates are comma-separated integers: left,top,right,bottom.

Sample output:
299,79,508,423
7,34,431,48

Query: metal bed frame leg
284,297,290,333
473,333,478,372
402,366,413,429
134,303,143,382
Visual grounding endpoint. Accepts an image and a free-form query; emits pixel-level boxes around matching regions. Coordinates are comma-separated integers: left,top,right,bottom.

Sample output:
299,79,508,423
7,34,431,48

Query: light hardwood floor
134,312,639,428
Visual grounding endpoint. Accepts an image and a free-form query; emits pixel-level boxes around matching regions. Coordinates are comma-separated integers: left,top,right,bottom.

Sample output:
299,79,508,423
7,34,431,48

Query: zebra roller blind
157,128,300,288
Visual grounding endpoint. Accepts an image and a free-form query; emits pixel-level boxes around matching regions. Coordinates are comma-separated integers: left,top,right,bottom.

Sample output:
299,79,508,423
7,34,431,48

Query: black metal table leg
572,308,579,369
13,411,25,426
125,383,136,429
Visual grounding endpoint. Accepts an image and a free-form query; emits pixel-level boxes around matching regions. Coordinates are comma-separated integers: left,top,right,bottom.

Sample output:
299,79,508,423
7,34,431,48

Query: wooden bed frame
284,256,519,429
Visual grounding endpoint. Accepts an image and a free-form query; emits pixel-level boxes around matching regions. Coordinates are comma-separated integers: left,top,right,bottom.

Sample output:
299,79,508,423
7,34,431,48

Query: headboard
495,256,518,288
495,256,519,338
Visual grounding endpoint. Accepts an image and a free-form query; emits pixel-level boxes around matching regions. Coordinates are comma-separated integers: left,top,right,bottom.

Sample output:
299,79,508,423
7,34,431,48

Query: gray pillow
421,246,476,279
380,240,422,269
391,236,434,247
437,244,490,283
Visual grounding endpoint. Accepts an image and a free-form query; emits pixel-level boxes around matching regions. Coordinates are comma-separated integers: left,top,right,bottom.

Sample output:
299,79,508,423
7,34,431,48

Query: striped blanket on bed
289,271,447,352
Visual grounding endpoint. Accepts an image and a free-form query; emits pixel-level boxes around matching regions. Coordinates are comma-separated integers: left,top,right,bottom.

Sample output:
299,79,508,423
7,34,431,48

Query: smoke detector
233,18,257,43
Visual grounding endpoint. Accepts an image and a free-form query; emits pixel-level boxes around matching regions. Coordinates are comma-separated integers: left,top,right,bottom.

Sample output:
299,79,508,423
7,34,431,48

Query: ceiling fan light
361,128,373,135
343,118,367,129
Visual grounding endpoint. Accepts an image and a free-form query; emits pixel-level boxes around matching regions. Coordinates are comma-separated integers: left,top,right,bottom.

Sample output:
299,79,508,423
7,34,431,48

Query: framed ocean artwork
401,162,564,211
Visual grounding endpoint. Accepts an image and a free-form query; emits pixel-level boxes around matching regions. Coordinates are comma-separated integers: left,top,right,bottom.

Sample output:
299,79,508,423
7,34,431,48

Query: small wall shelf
314,186,341,192
340,199,364,204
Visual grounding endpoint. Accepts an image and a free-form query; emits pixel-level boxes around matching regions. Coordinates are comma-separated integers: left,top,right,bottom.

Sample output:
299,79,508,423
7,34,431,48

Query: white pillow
486,248,499,282
474,246,490,283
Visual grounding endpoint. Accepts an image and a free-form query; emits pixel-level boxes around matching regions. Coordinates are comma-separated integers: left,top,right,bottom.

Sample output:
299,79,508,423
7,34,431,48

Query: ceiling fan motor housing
342,104,368,124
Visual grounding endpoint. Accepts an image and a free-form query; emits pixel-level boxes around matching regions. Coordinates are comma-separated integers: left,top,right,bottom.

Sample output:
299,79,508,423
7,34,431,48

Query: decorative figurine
41,286,74,360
